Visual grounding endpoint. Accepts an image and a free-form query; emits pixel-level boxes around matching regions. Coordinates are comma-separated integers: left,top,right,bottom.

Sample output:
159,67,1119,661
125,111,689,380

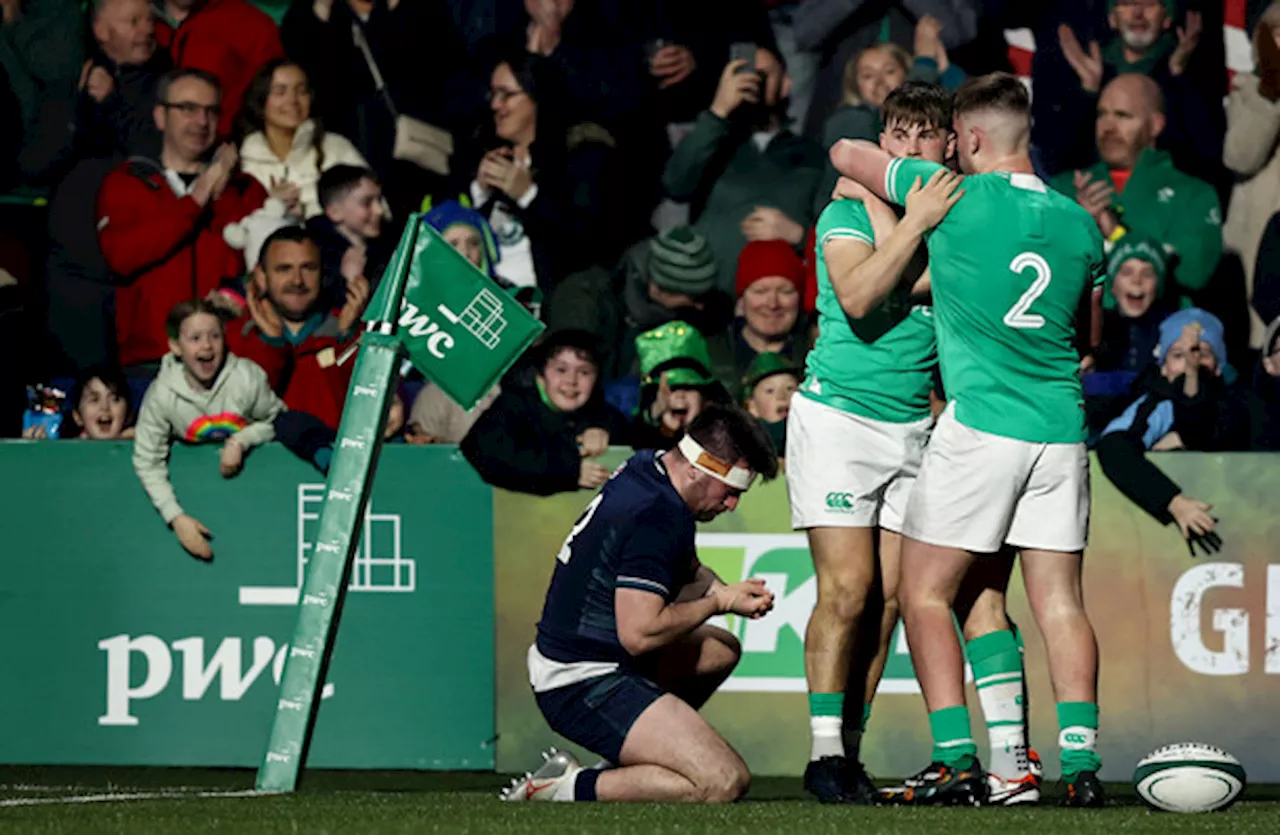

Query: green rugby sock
928,705,977,767
967,630,1028,778
1057,701,1101,779
809,693,844,760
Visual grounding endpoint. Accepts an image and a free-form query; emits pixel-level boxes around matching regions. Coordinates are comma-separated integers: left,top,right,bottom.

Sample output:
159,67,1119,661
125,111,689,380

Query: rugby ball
1133,743,1246,813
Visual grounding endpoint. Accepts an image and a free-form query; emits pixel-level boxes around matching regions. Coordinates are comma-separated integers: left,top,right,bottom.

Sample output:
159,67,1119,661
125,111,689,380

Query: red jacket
226,312,358,430
97,159,266,366
156,0,284,137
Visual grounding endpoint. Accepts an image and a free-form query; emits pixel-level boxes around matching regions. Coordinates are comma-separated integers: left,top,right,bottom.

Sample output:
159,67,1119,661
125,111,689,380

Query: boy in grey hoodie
133,299,286,560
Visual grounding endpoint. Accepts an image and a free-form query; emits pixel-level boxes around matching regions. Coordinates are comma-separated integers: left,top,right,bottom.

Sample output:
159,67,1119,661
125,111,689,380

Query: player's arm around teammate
826,171,962,320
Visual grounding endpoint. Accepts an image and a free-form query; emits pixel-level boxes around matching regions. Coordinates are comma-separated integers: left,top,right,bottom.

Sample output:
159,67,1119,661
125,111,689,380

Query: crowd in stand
1,0,1279,556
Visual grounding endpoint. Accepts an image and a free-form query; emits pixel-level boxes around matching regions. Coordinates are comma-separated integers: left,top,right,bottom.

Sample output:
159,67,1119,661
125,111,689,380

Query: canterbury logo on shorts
825,492,855,511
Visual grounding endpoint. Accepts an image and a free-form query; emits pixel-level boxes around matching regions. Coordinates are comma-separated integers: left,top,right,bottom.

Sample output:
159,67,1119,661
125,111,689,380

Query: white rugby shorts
901,402,1090,553
786,392,932,532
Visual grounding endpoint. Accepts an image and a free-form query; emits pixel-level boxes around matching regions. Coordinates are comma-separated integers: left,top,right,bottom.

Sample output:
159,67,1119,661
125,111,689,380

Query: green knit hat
648,226,718,296
1107,0,1177,17
637,321,716,388
742,351,801,399
1107,233,1168,289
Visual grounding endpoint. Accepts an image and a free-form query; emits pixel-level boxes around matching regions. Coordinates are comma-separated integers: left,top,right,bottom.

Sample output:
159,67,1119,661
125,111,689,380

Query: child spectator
741,351,801,455
238,59,373,220
65,365,135,440
461,330,629,496
632,320,732,450
424,198,500,276
1096,309,1254,554
307,164,389,308
1086,234,1176,434
21,365,137,440
132,299,285,560
421,196,541,314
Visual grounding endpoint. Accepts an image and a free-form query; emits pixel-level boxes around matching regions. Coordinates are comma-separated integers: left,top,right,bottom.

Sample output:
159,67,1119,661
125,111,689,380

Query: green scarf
536,378,562,413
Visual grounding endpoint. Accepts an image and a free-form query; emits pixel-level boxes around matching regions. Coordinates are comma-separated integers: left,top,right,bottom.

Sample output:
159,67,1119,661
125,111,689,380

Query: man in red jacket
153,0,283,136
226,225,370,430
96,67,267,373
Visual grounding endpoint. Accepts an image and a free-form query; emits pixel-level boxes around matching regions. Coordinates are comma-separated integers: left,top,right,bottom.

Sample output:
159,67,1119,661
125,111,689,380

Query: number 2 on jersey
556,493,604,563
1003,252,1051,330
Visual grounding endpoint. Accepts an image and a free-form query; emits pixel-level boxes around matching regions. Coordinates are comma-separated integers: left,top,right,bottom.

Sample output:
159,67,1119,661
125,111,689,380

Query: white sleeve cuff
516,182,540,209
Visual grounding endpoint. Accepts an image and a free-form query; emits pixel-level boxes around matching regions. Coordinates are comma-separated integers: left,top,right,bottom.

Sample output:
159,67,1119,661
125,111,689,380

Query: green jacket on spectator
1049,147,1222,306
662,110,824,296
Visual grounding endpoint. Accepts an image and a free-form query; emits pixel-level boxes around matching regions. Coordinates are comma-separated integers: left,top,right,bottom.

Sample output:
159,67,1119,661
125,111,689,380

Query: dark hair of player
953,72,1031,120
881,81,953,133
685,403,780,482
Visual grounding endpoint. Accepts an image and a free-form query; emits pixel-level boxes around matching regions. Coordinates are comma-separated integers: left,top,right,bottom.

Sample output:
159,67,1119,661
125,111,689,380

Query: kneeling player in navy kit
503,404,779,804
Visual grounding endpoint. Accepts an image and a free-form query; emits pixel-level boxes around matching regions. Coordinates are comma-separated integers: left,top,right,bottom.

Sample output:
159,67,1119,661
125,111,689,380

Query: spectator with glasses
96,68,266,378
470,50,627,295
153,0,283,137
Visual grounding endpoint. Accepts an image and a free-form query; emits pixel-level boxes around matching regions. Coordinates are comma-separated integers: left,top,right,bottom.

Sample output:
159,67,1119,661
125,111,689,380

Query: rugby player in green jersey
830,73,1106,808
795,82,1041,806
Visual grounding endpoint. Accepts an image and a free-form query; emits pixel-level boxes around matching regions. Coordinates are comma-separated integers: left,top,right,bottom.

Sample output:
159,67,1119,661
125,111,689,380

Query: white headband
677,434,757,491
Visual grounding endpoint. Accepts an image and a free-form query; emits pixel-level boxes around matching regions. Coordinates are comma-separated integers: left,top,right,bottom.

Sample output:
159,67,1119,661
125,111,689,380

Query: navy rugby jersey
535,450,696,665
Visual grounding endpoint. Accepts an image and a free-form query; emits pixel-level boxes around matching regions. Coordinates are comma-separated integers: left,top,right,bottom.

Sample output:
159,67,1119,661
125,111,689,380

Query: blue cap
1156,308,1227,370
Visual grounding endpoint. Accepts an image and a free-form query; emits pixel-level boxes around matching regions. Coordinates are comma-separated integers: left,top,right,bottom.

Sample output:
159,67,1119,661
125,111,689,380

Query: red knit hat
735,240,806,299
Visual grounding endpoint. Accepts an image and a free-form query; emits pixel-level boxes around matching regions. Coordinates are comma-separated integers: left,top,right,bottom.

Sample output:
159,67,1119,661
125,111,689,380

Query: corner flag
256,218,543,792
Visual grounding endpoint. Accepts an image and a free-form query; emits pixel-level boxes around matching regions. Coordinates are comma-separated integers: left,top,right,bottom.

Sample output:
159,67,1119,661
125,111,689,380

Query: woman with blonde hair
815,18,959,211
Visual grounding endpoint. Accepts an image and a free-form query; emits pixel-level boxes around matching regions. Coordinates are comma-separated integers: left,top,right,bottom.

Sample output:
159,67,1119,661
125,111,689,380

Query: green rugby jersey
800,198,936,423
882,157,1105,443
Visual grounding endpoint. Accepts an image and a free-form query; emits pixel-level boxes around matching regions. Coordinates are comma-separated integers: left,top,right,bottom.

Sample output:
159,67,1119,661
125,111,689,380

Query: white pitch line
0,789,266,807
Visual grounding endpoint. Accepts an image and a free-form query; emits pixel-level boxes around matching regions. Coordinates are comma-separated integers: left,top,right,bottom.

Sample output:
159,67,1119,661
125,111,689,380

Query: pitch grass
2,767,1277,835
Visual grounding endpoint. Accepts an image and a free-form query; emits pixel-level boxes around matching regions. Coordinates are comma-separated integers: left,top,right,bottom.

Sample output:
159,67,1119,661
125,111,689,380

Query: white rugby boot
499,747,583,802
987,749,1043,805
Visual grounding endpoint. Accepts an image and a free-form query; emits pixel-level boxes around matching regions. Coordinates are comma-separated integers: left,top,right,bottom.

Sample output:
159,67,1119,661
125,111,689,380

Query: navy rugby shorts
535,670,665,763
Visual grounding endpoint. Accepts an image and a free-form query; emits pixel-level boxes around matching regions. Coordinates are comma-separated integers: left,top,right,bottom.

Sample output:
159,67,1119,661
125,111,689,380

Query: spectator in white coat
1224,5,1280,349
237,58,370,219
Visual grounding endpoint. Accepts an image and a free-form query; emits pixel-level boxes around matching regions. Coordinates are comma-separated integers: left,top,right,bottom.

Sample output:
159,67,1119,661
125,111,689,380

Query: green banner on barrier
495,452,1280,781
0,443,495,769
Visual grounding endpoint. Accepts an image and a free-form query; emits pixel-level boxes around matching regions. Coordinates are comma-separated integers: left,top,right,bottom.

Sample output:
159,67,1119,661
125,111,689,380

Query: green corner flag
256,218,543,793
